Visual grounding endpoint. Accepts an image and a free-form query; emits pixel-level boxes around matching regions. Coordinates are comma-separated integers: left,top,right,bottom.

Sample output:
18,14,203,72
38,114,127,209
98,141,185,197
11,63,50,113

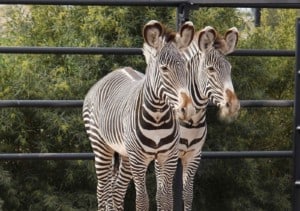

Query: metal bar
0,0,299,8
174,4,184,207
202,151,293,159
293,17,300,211
0,100,294,108
190,0,300,8
0,151,293,161
0,153,94,160
0,47,295,57
174,159,183,211
231,49,295,57
0,47,143,55
240,100,294,107
0,0,186,6
254,8,261,27
0,100,83,108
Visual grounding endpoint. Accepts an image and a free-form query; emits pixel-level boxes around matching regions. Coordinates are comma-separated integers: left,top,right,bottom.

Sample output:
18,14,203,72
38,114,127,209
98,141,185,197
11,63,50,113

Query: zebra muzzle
176,92,196,120
219,89,240,123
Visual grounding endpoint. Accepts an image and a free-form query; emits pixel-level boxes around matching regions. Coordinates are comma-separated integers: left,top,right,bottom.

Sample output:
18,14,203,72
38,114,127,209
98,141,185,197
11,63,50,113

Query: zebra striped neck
183,41,210,110
140,80,173,123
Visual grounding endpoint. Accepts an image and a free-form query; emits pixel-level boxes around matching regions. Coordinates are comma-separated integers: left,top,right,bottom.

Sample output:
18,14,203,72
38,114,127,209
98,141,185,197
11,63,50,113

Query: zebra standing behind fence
109,25,240,211
82,20,195,211
142,25,240,210
175,26,240,210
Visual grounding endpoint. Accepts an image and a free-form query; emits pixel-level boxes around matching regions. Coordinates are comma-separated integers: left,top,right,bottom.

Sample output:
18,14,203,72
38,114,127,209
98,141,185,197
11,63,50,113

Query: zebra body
177,26,240,211
107,26,240,211
83,20,195,211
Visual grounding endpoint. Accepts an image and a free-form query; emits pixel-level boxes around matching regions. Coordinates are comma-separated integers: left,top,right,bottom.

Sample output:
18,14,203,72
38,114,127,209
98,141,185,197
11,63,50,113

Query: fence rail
0,0,300,8
0,47,295,57
0,151,293,160
0,100,294,108
0,1,299,210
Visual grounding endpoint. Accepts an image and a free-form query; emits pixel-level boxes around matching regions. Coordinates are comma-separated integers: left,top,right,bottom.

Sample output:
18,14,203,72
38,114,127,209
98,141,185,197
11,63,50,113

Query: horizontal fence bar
0,153,94,160
0,151,293,160
0,100,83,108
241,100,294,107
0,47,142,55
192,1,300,9
0,0,299,8
231,49,295,57
0,47,295,57
202,151,293,159
0,100,294,108
0,0,185,6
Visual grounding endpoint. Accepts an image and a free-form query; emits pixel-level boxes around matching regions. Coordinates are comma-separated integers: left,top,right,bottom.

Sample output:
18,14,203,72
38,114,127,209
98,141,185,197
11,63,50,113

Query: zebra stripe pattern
108,25,240,211
83,20,195,211
176,26,240,211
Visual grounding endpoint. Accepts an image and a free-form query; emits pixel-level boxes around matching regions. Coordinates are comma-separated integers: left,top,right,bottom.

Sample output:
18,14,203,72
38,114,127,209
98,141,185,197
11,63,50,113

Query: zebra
82,20,195,211
109,25,240,211
175,26,240,210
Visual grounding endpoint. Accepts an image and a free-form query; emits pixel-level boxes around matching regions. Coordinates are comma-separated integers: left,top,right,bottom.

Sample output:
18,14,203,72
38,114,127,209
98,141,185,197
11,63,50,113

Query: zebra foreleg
129,155,150,211
155,151,178,211
181,152,201,211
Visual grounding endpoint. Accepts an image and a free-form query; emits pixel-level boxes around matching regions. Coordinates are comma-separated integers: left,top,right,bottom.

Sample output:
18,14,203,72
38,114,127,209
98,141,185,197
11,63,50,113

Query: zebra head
195,26,240,122
143,20,196,120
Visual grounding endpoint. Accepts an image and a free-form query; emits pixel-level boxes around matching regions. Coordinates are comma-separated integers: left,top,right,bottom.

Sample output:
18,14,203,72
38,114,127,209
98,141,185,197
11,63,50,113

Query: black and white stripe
83,21,195,211
178,26,240,211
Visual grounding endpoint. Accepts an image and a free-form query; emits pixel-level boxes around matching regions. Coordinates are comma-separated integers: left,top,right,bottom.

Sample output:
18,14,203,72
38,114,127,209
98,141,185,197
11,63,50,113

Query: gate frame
0,1,299,210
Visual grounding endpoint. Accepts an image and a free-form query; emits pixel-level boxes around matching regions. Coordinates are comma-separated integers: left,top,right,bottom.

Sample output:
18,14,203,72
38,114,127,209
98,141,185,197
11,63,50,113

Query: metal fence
0,0,299,210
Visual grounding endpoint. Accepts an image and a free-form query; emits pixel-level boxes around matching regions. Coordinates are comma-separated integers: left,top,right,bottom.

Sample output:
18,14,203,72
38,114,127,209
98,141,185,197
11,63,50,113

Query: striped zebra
140,25,240,210
82,20,195,211
176,26,240,210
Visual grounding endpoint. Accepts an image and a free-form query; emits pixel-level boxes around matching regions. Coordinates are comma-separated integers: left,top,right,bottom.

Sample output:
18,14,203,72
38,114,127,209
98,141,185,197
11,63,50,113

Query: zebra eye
207,66,215,73
160,65,169,73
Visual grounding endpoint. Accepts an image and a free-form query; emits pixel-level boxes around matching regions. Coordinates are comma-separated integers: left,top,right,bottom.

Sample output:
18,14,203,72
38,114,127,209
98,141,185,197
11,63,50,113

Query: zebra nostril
181,107,186,113
226,102,230,107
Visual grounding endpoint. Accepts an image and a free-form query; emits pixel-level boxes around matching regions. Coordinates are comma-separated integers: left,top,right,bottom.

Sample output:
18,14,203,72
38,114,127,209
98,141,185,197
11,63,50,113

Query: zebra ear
143,20,164,49
176,21,194,49
224,27,239,55
197,26,217,52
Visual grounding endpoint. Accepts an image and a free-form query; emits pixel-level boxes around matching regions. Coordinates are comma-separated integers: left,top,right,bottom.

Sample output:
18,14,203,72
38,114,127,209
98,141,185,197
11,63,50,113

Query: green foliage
0,5,297,210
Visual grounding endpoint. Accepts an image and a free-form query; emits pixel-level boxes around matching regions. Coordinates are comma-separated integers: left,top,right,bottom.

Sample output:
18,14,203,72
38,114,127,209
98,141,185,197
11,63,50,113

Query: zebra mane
142,42,157,65
163,27,177,43
212,33,227,51
183,31,228,62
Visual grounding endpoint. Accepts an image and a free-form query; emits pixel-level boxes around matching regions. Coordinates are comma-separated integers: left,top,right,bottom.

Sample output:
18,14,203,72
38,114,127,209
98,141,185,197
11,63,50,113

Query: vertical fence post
176,3,190,30
254,8,261,27
293,17,300,211
174,4,190,210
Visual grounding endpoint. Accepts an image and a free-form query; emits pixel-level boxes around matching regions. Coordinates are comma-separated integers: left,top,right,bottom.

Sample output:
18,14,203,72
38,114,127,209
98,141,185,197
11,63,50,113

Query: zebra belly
108,142,128,157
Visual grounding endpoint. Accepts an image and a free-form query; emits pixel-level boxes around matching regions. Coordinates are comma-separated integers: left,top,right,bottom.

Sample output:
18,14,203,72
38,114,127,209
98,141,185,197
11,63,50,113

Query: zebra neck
183,41,199,62
137,84,174,128
190,76,209,109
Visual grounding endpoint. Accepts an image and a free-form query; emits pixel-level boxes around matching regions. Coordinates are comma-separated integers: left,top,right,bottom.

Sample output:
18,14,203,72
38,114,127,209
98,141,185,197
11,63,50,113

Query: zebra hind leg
113,155,132,211
83,108,115,210
94,147,115,211
88,135,115,210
